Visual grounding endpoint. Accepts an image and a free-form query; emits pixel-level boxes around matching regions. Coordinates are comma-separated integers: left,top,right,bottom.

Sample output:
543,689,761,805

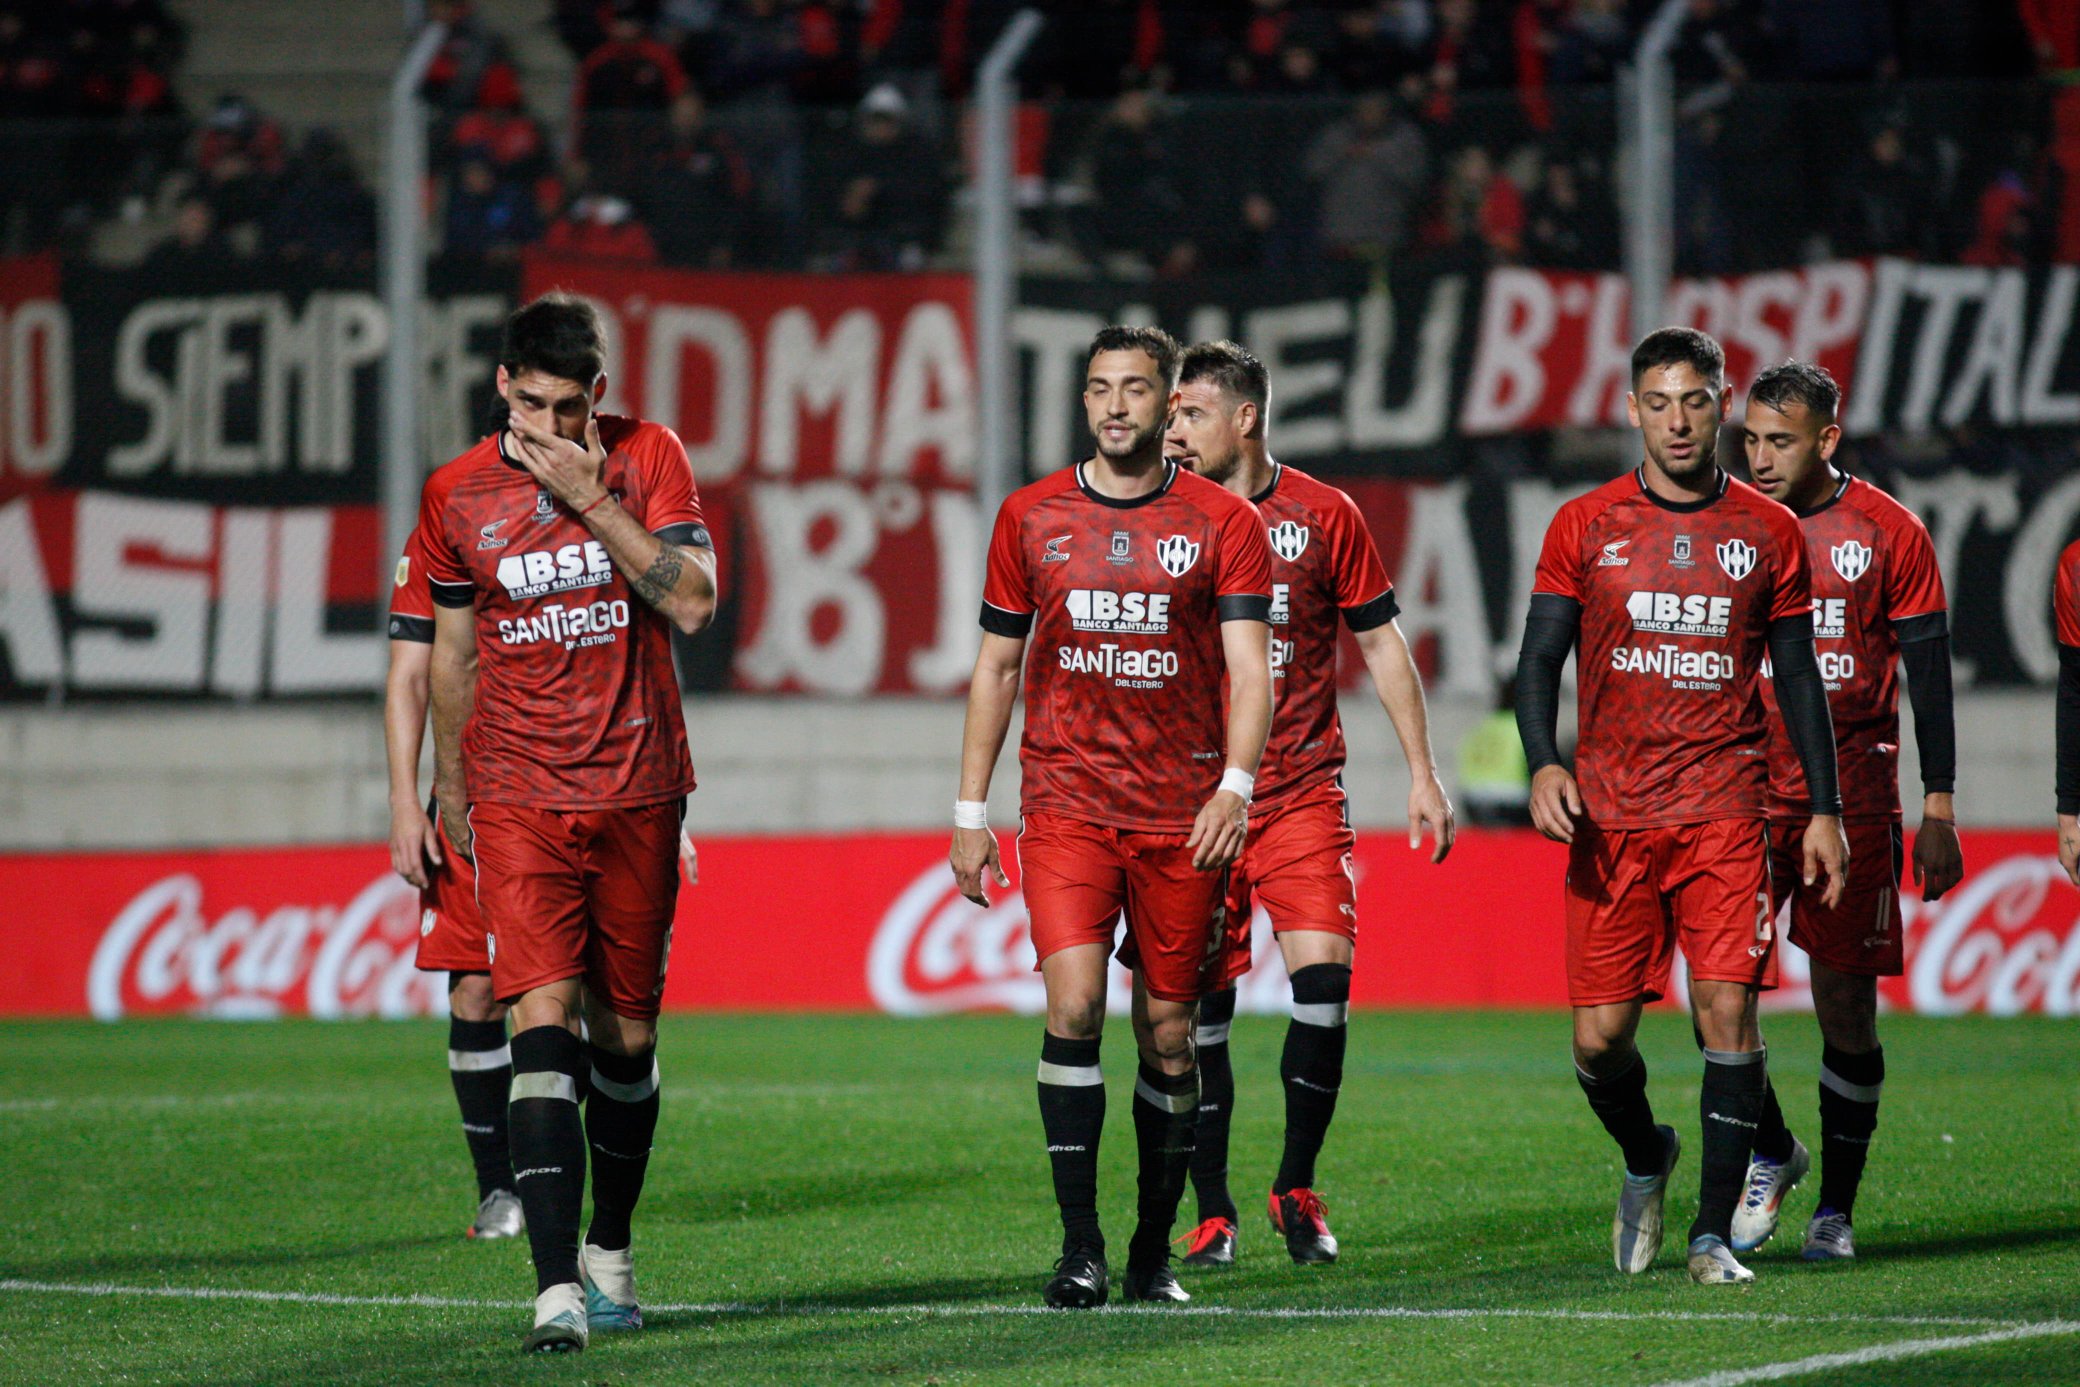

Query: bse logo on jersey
1268,521,1309,562
1155,535,1200,577
1814,597,1849,639
1626,590,1733,637
495,541,614,599
1832,540,1872,582
1067,589,1171,634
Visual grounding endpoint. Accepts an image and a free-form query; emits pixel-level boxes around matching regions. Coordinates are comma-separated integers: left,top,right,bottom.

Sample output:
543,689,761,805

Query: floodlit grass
3,1012,2076,1384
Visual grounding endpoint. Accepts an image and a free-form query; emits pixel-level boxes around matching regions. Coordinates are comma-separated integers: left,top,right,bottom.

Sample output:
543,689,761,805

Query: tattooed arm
508,418,718,635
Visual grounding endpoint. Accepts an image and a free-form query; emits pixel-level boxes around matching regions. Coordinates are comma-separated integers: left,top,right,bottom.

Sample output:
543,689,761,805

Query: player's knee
1137,1011,1195,1068
1570,1030,1633,1074
447,971,501,1022
1047,995,1105,1040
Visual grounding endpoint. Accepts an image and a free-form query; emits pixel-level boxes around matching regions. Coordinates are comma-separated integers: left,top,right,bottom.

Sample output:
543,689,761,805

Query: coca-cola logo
866,861,1294,1016
87,872,447,1020
1907,854,2080,1016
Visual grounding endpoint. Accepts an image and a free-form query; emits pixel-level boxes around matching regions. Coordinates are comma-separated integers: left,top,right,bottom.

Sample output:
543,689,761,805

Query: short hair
1631,326,1724,388
501,293,607,385
1177,339,1270,415
1086,324,1181,388
1748,359,1841,422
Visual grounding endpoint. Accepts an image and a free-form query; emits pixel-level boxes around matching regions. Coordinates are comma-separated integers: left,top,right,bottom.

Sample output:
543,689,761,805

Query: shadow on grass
0,1233,454,1284
1868,1222,2080,1262
652,1164,972,1226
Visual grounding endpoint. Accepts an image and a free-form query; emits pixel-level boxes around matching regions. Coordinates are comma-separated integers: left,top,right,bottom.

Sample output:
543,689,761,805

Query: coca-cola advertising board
5,829,2074,1019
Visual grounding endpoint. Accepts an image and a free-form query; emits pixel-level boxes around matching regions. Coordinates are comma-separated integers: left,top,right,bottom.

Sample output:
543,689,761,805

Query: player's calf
447,1002,519,1236
584,1042,660,1259
1187,987,1240,1234
1273,964,1349,1204
1690,1046,1769,1254
507,1024,590,1319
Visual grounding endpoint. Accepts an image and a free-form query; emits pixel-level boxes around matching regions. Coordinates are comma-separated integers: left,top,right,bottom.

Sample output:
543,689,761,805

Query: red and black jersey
417,415,709,810
1249,464,1398,807
1760,474,1945,822
982,460,1274,832
2057,539,2080,650
387,523,437,643
1532,467,1813,828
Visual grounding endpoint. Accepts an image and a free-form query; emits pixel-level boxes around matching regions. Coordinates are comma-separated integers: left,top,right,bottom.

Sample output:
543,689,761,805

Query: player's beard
1650,430,1718,484
1184,438,1243,486
1094,415,1164,464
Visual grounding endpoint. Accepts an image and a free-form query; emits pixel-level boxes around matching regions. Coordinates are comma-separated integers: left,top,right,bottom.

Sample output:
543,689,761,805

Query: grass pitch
4,1012,2077,1385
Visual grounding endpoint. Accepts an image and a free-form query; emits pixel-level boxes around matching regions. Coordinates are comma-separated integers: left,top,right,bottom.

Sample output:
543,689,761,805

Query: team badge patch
1716,538,1756,581
394,555,411,588
1268,520,1310,562
1155,535,1201,578
534,489,556,521
420,908,436,938
1831,539,1872,582
1109,531,1131,564
1673,534,1694,567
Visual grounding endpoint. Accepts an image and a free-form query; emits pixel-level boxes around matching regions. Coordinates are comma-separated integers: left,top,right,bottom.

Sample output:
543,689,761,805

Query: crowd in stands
1,0,2076,278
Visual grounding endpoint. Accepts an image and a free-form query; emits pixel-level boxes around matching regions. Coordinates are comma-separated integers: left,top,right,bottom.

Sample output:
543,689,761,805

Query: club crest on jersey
1598,540,1630,567
1832,539,1872,582
1268,520,1310,562
393,555,411,588
1716,538,1756,581
1043,535,1071,563
534,489,556,521
477,518,511,550
1109,531,1131,564
1155,535,1201,578
1672,535,1694,567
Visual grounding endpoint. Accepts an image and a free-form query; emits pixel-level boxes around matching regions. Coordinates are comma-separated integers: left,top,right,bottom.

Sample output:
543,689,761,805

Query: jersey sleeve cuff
1218,593,1272,623
1340,588,1400,632
654,521,712,549
1893,610,1949,643
430,580,474,608
979,601,1033,638
387,613,434,643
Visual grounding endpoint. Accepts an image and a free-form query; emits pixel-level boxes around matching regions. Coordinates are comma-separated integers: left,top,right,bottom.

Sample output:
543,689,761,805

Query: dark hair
1630,326,1724,387
501,292,607,385
1086,324,1181,387
1748,359,1841,421
1177,339,1271,415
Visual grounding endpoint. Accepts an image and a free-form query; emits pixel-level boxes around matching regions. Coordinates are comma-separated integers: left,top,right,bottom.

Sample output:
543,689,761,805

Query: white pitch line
1646,1319,2080,1387
0,1280,2020,1329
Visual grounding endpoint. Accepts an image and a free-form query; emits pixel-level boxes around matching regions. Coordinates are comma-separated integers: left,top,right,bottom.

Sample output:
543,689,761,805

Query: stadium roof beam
975,9,1045,531
1622,0,1688,343
380,21,448,602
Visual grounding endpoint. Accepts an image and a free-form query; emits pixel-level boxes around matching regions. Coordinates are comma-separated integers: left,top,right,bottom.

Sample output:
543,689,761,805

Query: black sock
1037,1032,1105,1253
1575,1051,1665,1176
1691,1047,1768,1245
1190,988,1238,1225
584,1044,660,1253
1817,1044,1884,1219
1130,1060,1200,1267
1753,1075,1795,1164
447,1014,515,1199
508,1025,588,1293
1273,963,1349,1195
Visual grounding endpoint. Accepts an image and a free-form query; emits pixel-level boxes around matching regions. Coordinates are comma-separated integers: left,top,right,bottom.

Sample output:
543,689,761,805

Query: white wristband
954,800,990,830
1219,768,1255,803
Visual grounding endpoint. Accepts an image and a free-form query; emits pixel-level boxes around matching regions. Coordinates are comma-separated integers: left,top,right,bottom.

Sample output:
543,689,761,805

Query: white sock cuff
449,1044,512,1072
1292,1001,1349,1029
510,1070,578,1104
590,1057,660,1104
1037,1060,1103,1087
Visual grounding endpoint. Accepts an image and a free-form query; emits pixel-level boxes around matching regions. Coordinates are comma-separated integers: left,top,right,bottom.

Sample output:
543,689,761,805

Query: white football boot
467,1189,524,1240
581,1243,644,1331
523,1282,588,1353
1687,1234,1756,1285
1613,1125,1681,1274
1729,1139,1809,1253
1802,1210,1856,1261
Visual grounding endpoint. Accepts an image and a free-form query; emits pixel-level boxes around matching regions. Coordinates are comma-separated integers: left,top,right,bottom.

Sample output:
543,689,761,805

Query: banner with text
3,828,2072,1019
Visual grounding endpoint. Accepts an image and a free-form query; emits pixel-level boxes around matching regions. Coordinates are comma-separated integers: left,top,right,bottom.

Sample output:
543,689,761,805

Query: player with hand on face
2055,541,2080,887
1735,360,1961,1262
951,326,1275,1308
1515,328,1847,1286
420,294,717,1353
1162,340,1454,1270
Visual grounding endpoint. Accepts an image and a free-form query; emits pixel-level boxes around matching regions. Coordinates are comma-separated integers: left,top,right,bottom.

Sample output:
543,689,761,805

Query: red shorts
1769,817,1905,977
1209,790,1358,988
1019,812,1226,1004
1565,818,1777,1007
467,798,682,1021
415,805,490,973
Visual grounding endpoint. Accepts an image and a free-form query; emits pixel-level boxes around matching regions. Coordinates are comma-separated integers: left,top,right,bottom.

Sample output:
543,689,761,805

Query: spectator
1425,143,1523,258
1832,115,1939,259
1416,0,1516,124
1961,169,2035,266
1303,90,1429,260
1325,2,1425,93
1523,155,1613,268
1073,85,1192,273
543,181,659,263
819,81,946,269
263,128,375,268
638,88,750,266
192,92,286,235
572,0,689,189
444,151,540,261
419,0,513,115
700,0,811,103
141,192,225,272
1666,0,1755,89
446,66,549,183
